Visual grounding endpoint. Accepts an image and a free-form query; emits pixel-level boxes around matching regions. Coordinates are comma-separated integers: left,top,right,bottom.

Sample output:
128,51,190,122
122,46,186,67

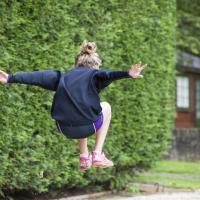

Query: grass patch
149,160,200,175
134,160,200,190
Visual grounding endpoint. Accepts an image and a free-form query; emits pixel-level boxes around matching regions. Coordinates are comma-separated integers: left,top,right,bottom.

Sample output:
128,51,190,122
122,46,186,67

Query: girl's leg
92,102,113,168
78,138,89,156
94,101,111,152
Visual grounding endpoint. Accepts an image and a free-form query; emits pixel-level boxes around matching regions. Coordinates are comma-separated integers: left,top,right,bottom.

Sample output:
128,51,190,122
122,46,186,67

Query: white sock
80,153,89,157
93,150,102,155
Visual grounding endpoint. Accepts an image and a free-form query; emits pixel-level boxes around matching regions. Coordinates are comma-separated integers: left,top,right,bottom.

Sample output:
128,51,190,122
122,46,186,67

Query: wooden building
175,52,200,128
169,52,200,161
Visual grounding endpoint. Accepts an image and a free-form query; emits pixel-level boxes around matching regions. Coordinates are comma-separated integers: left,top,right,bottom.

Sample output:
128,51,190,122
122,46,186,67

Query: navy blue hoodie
7,66,131,138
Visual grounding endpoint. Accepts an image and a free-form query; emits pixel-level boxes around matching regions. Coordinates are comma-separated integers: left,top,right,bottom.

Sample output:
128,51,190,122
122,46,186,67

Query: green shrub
0,0,175,195
177,0,200,55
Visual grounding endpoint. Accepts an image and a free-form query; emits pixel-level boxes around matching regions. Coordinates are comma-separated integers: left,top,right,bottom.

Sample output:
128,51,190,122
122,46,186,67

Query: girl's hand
128,62,147,78
0,70,9,84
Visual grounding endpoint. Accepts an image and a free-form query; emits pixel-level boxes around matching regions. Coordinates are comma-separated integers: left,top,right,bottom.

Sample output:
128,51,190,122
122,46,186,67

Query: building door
195,79,200,127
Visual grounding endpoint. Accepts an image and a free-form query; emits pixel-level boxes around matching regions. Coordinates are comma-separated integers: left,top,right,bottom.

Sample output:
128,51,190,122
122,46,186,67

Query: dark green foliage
0,0,175,194
177,0,200,55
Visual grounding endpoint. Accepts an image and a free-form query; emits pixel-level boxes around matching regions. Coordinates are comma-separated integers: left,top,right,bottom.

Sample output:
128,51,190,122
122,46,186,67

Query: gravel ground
99,191,200,200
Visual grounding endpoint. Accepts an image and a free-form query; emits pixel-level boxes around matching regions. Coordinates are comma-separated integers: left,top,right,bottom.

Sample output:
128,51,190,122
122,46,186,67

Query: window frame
176,75,190,111
195,78,200,127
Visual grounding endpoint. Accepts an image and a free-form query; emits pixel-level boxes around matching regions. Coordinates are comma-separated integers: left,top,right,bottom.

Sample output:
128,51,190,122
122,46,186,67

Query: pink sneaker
80,153,92,171
92,151,114,168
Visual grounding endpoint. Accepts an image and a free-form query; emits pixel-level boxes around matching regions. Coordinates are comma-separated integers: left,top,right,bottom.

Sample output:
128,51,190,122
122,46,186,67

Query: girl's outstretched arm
94,62,147,90
0,70,62,91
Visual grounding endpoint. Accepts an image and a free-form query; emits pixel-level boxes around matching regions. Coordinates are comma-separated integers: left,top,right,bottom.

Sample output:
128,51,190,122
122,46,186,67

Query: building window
176,76,189,109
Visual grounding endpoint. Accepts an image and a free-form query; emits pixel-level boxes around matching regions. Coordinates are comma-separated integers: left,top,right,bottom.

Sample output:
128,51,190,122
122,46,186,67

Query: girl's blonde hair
75,40,102,69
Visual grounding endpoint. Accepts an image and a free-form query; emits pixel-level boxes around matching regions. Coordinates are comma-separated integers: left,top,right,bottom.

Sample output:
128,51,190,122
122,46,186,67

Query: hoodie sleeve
93,69,131,91
7,70,62,91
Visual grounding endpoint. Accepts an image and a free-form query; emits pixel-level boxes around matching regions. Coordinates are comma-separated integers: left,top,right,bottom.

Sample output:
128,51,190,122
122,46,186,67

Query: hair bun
80,40,97,55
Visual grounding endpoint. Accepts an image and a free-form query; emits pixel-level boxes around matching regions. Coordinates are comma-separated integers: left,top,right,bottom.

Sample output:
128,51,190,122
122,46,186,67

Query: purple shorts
93,112,103,133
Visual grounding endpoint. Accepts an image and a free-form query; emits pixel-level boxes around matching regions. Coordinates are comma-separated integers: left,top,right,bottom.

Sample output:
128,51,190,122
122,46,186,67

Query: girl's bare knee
101,101,111,120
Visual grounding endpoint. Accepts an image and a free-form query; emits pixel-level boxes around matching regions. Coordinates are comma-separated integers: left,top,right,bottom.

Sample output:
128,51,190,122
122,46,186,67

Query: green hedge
0,0,175,195
177,0,200,55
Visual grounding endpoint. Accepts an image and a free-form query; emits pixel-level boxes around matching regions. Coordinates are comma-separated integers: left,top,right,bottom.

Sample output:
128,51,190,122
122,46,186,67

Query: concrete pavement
98,191,200,200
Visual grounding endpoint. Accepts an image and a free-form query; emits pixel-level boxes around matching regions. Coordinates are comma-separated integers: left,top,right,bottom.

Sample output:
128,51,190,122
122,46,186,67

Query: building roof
177,52,200,73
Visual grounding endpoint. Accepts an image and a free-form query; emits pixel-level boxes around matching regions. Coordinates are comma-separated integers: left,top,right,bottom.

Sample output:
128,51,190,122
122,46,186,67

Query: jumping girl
0,41,146,170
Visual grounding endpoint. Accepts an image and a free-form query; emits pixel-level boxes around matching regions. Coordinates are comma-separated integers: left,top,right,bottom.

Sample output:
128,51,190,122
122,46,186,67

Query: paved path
99,191,200,200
